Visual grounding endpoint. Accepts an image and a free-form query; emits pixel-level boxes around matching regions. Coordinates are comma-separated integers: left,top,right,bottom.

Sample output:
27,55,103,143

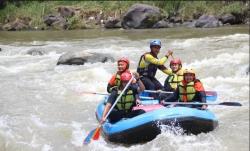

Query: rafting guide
137,40,173,98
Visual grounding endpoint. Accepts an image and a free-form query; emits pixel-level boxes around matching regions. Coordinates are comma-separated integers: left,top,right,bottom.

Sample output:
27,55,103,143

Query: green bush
220,2,248,15
0,1,248,29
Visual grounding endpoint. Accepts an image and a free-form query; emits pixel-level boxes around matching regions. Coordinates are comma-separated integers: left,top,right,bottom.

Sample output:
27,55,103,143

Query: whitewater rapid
0,28,249,151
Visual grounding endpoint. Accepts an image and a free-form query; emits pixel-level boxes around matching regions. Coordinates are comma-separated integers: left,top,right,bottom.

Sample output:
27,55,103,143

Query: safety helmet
118,57,130,68
150,40,161,48
183,68,196,78
120,72,132,82
170,58,182,66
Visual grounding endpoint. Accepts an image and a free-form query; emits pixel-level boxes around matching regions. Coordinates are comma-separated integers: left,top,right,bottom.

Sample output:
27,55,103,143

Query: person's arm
157,65,172,75
101,91,117,123
144,50,173,65
107,84,118,93
199,91,206,103
107,74,118,93
144,54,168,65
100,103,111,124
132,72,145,93
161,88,179,103
164,76,175,91
194,80,207,109
135,94,141,106
161,68,172,75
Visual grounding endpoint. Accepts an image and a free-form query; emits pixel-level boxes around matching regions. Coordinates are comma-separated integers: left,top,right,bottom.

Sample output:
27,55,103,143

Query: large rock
219,14,237,25
2,18,31,31
121,4,164,29
182,21,196,28
57,6,75,17
152,19,174,28
195,15,222,28
44,15,60,26
57,52,115,65
104,18,121,28
169,16,182,23
27,49,45,56
43,15,68,29
231,12,245,24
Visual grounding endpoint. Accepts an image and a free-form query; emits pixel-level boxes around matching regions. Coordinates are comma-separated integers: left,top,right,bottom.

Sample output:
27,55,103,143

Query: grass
0,1,248,29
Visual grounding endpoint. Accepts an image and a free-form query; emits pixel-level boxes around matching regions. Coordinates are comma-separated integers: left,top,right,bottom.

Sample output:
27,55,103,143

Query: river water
0,26,249,151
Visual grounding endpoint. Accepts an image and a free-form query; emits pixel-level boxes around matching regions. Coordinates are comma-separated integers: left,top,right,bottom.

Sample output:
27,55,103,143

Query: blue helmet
150,40,161,48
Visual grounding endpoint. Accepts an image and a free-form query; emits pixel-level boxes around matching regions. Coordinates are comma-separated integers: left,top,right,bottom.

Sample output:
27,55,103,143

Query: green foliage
219,2,248,15
0,1,248,29
0,2,17,22
178,1,209,20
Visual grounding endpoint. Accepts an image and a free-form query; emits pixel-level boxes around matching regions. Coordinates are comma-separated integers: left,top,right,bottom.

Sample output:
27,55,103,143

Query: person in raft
137,39,173,97
159,58,184,99
160,68,207,110
101,71,146,124
107,57,130,93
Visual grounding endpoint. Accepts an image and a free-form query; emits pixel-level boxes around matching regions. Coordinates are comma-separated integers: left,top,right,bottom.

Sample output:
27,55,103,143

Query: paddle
79,91,153,100
83,75,134,144
144,90,217,101
162,101,242,107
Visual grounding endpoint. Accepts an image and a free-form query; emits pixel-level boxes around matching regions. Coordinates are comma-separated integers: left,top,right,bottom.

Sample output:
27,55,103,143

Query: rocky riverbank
0,1,249,31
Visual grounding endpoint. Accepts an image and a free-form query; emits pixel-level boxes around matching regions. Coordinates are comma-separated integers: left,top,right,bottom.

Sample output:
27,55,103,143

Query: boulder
169,16,182,23
2,18,31,31
121,4,163,29
152,19,174,28
182,21,196,28
57,6,75,18
44,15,63,26
193,12,202,20
231,12,245,24
27,49,45,56
57,52,115,65
195,15,222,28
104,18,121,28
219,14,237,25
43,15,68,29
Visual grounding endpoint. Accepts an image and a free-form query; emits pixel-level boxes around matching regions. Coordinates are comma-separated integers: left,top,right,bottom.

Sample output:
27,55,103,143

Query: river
0,26,249,151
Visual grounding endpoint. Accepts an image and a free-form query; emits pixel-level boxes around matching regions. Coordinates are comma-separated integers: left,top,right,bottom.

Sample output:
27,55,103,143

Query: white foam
30,115,47,128
71,121,84,147
41,144,53,151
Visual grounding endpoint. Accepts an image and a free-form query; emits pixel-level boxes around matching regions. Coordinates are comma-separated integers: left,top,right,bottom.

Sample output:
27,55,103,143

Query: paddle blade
205,91,217,101
83,128,96,145
92,127,101,140
219,102,242,106
205,91,217,97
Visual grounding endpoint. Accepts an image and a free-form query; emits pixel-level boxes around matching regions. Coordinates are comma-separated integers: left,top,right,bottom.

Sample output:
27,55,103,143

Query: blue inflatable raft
95,96,218,144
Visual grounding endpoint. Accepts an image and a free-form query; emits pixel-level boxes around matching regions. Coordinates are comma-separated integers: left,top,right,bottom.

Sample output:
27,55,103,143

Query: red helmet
170,58,182,66
120,72,132,82
118,57,130,68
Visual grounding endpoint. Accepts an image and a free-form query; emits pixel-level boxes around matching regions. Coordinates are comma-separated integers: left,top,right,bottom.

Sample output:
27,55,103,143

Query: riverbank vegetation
0,1,249,30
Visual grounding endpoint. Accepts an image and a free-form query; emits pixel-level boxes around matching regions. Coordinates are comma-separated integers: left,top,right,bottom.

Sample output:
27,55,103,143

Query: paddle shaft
144,90,217,96
103,76,134,120
163,101,242,106
83,76,135,144
80,91,153,99
144,90,173,94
